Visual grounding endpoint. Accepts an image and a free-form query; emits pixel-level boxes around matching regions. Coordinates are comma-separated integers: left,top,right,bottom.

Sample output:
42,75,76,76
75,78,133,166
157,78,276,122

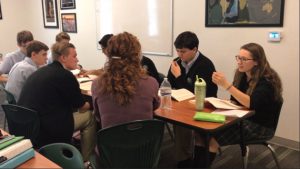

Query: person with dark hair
18,42,96,165
92,32,160,128
5,41,48,101
86,34,161,84
167,31,218,168
98,34,113,55
0,30,34,81
193,43,283,168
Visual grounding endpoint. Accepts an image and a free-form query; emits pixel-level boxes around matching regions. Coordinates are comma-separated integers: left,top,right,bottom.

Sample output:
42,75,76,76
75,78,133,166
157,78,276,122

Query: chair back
0,87,17,104
272,100,283,131
97,119,165,168
39,143,84,169
1,104,39,146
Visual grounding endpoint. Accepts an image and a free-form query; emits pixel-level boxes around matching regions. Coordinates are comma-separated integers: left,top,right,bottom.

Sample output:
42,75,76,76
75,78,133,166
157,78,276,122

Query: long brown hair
96,32,146,105
233,43,283,102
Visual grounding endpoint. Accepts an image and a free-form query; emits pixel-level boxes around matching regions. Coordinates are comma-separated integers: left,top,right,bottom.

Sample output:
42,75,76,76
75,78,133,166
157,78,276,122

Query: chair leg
242,146,249,169
165,123,174,142
3,115,6,131
267,144,281,169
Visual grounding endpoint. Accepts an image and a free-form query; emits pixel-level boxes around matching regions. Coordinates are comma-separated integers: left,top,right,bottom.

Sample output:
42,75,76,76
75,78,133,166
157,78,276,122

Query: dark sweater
18,61,85,147
167,52,218,97
231,75,282,130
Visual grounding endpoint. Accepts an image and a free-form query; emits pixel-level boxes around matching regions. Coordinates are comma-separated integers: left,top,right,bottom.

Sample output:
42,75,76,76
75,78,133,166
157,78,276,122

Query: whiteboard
95,0,173,56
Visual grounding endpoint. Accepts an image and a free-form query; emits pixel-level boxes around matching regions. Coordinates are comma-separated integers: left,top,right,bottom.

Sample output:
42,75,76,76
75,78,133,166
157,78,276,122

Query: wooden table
154,99,254,167
0,129,61,168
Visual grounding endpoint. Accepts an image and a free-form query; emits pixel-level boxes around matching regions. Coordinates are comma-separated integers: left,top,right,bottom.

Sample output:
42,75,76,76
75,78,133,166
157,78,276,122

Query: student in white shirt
0,30,34,82
5,40,48,101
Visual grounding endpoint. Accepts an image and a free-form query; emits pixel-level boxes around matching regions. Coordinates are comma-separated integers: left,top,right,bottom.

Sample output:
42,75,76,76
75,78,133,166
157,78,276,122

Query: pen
173,57,180,62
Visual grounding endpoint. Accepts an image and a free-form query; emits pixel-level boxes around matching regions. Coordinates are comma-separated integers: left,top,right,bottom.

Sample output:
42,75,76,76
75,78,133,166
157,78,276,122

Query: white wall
0,0,299,142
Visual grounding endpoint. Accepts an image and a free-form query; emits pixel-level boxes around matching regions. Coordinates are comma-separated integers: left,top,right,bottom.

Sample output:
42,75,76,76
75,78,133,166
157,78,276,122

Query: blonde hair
51,42,75,61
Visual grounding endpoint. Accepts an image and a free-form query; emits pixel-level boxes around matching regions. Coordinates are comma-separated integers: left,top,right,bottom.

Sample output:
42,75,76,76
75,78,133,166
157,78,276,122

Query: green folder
193,112,226,123
0,136,24,150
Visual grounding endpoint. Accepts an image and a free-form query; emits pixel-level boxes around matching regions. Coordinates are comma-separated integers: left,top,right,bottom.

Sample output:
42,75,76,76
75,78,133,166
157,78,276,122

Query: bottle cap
195,75,206,86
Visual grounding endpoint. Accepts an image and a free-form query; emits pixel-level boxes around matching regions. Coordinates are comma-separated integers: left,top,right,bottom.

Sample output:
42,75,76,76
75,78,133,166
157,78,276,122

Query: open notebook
171,88,195,101
204,97,243,110
189,97,249,117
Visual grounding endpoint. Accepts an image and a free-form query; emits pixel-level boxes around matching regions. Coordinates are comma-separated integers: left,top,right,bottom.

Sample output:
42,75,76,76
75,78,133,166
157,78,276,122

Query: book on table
204,97,244,110
0,135,15,145
171,88,195,101
0,148,35,168
190,97,250,118
0,136,24,150
0,139,32,161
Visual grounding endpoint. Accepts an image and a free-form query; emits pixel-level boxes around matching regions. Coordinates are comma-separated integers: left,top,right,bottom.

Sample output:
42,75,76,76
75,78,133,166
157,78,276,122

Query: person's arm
0,55,14,75
212,71,250,108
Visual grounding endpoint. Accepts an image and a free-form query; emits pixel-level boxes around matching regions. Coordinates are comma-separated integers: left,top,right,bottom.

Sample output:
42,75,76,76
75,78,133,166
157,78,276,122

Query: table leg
239,120,248,169
204,132,211,168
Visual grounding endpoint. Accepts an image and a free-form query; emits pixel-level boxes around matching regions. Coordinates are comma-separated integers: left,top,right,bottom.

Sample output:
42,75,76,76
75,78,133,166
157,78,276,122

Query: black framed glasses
235,55,254,62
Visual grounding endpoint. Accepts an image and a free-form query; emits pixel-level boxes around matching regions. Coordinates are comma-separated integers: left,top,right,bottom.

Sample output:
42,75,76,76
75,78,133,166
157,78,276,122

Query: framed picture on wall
61,0,76,10
41,0,59,28
0,1,3,20
205,0,285,27
61,13,77,33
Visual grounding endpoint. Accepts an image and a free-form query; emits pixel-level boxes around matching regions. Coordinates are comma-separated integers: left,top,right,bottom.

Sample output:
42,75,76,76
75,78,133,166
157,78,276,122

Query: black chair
1,104,40,147
241,101,283,169
94,119,165,168
0,87,17,130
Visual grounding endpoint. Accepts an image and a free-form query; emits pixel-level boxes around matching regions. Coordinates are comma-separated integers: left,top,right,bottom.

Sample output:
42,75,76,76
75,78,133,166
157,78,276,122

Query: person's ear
193,47,197,53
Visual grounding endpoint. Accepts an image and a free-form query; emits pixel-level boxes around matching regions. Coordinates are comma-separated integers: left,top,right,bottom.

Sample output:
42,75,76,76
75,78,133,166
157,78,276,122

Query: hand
171,61,181,78
212,72,231,89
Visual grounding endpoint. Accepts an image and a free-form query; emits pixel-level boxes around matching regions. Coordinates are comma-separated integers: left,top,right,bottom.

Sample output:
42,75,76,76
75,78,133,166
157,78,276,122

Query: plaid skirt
213,120,275,146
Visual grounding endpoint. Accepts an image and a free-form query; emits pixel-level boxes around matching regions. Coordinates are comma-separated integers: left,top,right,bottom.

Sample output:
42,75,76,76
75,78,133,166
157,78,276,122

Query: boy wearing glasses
0,30,34,82
167,31,218,168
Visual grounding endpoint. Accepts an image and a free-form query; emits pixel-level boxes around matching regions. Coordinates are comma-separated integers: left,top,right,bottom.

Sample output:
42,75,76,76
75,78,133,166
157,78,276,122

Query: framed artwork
0,1,2,20
41,0,59,28
61,0,76,10
205,0,285,27
61,13,77,33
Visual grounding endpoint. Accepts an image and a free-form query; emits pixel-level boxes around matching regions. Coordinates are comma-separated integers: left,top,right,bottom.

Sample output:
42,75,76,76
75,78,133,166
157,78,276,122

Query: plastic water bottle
160,78,172,109
194,75,206,111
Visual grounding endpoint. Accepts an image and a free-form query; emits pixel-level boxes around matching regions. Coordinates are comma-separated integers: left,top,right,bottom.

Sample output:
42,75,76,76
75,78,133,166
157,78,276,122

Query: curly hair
96,32,146,105
233,43,283,102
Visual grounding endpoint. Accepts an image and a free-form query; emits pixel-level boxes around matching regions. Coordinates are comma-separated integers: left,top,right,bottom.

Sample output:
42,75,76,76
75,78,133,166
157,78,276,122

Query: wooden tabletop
154,100,254,133
0,129,61,169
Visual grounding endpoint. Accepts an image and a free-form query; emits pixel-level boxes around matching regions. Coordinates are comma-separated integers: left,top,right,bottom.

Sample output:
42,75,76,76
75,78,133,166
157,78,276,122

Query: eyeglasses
235,55,254,62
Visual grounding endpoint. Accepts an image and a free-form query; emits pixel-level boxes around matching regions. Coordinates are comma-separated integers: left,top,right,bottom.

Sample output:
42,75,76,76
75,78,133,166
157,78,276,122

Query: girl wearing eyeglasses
194,43,283,168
